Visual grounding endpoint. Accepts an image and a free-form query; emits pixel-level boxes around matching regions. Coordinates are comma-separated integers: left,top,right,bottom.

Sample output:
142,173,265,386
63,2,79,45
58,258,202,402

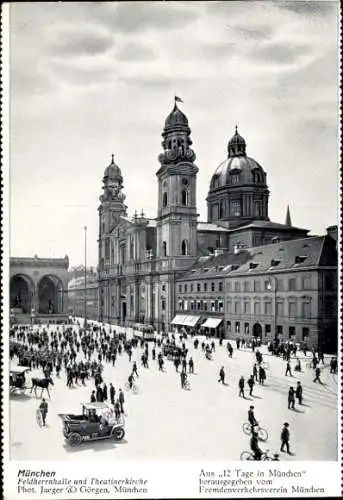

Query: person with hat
248,405,258,429
250,430,263,460
280,422,291,454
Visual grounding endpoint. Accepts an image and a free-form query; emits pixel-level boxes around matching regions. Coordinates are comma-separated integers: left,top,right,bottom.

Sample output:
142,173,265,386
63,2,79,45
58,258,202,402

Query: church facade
97,101,319,336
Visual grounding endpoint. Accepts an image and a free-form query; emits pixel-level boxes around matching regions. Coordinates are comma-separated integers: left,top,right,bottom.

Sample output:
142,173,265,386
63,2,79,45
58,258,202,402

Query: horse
30,377,54,398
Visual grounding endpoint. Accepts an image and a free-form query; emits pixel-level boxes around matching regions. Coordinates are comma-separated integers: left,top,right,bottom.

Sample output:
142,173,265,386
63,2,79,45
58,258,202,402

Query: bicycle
240,449,279,461
36,408,43,427
124,381,139,394
183,379,191,390
242,422,268,442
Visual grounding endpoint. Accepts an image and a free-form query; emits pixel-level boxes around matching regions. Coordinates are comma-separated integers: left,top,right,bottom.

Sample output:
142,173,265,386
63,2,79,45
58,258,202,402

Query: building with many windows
174,232,337,351
97,101,337,350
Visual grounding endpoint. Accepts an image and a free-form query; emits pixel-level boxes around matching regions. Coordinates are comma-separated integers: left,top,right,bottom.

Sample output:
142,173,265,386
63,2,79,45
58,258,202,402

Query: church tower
98,154,127,271
156,101,198,261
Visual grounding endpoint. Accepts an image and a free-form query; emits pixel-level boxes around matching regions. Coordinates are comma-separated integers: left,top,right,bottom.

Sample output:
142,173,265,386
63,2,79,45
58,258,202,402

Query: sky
8,1,340,268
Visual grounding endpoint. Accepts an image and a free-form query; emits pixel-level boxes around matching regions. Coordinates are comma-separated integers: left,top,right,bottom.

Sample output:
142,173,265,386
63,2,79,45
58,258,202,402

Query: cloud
226,24,275,42
250,41,312,65
115,43,156,62
47,25,114,57
49,60,115,87
277,1,336,16
91,2,199,33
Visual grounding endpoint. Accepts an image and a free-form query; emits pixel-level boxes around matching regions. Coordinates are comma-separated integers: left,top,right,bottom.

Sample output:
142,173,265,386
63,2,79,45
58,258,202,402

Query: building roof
178,235,336,280
229,235,336,275
237,220,308,233
197,221,230,232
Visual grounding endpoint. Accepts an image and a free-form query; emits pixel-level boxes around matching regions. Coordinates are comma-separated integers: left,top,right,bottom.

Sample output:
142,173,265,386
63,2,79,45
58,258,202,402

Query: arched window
162,241,167,257
181,189,189,206
181,239,188,256
162,192,168,207
232,200,241,217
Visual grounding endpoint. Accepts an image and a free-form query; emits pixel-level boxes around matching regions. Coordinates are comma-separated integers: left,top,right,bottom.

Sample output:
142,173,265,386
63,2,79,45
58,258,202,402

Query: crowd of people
9,319,336,459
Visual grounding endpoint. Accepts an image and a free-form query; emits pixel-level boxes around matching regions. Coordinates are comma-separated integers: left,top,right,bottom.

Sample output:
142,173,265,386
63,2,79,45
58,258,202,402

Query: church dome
164,103,189,129
104,155,122,181
209,128,266,190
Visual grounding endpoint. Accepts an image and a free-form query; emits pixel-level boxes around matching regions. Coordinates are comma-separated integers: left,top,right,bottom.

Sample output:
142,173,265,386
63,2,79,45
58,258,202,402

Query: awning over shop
183,315,201,327
171,315,201,327
201,317,223,329
171,315,188,325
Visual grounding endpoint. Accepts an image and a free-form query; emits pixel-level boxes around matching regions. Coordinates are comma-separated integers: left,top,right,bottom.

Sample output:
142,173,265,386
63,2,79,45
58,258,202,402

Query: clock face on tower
182,178,189,186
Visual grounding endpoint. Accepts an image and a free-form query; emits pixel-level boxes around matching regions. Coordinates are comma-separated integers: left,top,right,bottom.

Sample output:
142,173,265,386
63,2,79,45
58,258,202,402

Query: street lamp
84,225,88,329
266,275,278,341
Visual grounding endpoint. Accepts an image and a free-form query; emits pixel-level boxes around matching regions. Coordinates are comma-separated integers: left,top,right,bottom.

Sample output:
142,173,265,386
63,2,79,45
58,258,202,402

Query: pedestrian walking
285,361,292,377
39,398,48,426
132,361,139,377
248,375,255,396
90,390,96,403
288,387,295,410
313,367,322,383
258,366,266,385
218,366,225,384
188,357,194,373
102,382,108,401
330,357,337,374
118,388,125,413
96,384,103,402
253,363,258,381
238,376,245,398
280,422,291,454
114,400,121,420
109,383,115,405
295,381,303,404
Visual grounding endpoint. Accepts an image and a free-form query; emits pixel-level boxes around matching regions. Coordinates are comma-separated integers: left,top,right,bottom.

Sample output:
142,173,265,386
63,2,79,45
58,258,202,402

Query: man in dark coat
285,361,292,377
238,376,245,398
102,382,108,401
280,422,291,454
39,398,48,426
288,387,295,410
247,375,255,396
109,383,115,405
313,367,322,383
295,381,303,405
218,366,225,384
118,388,125,413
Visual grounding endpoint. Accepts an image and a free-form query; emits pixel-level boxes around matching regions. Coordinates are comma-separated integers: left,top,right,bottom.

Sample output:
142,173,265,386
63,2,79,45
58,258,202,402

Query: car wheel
68,433,82,446
112,427,125,441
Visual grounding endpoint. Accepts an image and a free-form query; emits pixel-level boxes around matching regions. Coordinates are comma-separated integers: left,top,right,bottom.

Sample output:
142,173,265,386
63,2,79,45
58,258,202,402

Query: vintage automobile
10,366,31,393
58,402,125,446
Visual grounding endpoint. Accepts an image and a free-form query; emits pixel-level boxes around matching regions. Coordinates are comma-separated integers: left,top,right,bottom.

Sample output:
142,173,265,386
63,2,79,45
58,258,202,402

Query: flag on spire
174,95,184,103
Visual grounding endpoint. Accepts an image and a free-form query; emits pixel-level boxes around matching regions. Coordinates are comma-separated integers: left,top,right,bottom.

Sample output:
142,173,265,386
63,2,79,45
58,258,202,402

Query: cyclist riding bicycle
248,406,258,430
250,431,263,460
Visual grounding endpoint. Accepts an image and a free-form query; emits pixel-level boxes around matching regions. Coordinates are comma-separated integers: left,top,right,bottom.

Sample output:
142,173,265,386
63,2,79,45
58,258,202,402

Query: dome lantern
228,126,247,158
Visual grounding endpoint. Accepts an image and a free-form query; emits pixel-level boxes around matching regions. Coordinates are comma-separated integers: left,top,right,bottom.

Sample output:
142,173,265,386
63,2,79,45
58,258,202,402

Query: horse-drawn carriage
9,366,31,393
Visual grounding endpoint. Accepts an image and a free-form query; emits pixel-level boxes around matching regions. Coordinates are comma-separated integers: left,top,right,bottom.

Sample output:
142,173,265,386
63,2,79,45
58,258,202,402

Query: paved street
10,325,338,462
